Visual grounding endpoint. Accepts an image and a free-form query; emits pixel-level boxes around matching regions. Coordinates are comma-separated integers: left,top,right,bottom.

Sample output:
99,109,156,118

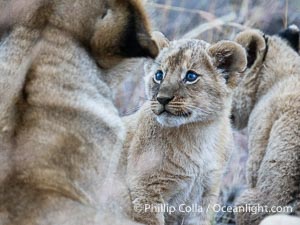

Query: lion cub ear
144,31,169,73
208,41,247,87
235,29,267,69
151,31,170,50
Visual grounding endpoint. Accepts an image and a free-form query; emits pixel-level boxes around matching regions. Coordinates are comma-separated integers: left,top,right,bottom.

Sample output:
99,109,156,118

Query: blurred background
116,1,300,224
149,0,300,40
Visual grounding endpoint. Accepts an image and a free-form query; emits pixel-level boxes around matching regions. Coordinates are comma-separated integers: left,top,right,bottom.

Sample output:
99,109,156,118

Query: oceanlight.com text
139,204,293,215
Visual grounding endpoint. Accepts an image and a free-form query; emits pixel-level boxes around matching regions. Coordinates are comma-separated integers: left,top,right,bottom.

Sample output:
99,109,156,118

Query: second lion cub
124,34,247,225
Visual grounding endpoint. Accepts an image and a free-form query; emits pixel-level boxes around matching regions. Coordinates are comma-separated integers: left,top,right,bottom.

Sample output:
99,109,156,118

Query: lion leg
236,112,300,225
130,187,165,225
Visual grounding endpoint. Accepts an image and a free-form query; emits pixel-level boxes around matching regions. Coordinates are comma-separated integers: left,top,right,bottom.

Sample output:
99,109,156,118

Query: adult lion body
0,0,158,224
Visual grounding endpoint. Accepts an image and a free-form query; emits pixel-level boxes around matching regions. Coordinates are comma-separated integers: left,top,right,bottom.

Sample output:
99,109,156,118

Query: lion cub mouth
156,109,192,118
151,101,192,119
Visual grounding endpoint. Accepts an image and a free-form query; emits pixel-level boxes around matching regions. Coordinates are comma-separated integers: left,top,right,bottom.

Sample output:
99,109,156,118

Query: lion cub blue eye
154,70,164,83
185,71,199,83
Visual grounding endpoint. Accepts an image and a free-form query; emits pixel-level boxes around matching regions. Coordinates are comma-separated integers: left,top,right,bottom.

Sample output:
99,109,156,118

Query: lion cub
231,29,300,225
124,33,247,225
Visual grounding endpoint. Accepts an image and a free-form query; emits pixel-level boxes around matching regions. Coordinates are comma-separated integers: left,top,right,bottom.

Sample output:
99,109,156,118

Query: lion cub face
144,34,247,127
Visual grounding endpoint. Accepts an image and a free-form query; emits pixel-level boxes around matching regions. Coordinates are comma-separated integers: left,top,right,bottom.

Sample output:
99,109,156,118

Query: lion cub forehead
157,39,211,67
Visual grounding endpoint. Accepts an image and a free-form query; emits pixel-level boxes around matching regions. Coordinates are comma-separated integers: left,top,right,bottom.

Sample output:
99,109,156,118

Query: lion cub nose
157,96,174,105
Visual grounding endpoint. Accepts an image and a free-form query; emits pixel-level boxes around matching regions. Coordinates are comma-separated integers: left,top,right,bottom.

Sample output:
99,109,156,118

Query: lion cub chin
123,33,247,225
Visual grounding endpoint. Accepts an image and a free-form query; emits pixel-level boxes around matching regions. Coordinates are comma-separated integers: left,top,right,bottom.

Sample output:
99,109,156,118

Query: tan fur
124,35,247,225
0,0,158,224
231,29,300,225
259,215,300,225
